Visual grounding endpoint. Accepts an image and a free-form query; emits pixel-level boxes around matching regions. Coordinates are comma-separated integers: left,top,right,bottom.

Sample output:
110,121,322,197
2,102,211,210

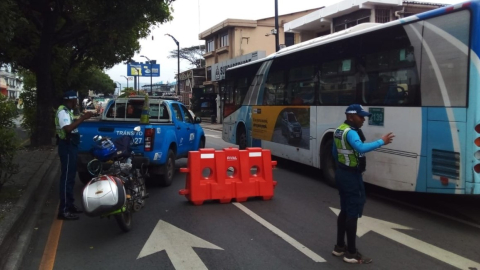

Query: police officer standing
55,90,93,220
331,104,394,264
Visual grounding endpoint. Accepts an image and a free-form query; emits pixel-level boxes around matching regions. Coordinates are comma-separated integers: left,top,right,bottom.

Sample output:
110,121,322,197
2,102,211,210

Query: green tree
18,69,37,137
168,45,206,68
0,95,20,191
0,0,174,147
69,66,115,96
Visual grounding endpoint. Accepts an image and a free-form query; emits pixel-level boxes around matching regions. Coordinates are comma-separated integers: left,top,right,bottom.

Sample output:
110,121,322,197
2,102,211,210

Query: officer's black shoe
57,212,79,220
68,205,84,214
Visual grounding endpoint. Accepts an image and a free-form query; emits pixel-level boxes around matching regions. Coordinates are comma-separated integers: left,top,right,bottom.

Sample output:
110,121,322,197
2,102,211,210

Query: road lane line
233,203,326,263
205,134,221,139
39,206,62,270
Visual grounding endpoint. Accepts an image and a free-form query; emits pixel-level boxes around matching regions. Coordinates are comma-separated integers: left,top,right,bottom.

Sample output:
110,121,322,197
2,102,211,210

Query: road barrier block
238,148,277,201
221,147,245,201
180,147,277,205
179,148,229,205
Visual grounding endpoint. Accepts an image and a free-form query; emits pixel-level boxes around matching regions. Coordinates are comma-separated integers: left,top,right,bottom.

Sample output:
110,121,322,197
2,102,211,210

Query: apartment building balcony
216,46,229,54
203,51,215,58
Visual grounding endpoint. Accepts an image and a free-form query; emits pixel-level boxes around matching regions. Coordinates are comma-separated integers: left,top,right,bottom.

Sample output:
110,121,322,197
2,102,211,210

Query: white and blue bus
222,1,480,194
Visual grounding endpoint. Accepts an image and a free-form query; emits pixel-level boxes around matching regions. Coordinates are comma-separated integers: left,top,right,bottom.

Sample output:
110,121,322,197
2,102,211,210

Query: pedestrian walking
55,90,93,220
331,104,394,264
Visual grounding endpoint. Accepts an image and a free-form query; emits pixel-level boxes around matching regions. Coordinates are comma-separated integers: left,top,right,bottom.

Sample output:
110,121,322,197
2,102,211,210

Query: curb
0,150,60,270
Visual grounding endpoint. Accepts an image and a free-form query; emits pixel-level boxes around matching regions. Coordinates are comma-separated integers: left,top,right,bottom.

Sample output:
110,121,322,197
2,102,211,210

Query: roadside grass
0,184,25,222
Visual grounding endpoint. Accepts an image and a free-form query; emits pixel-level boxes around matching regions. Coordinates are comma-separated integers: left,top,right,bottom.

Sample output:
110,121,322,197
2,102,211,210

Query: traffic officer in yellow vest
55,90,93,220
331,104,394,264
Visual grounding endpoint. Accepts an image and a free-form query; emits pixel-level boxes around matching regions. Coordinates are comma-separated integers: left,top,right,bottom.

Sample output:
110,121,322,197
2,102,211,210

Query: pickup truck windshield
105,100,170,120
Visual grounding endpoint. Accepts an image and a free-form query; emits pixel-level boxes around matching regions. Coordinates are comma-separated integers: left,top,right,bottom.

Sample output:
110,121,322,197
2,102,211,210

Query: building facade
199,9,321,122
177,67,206,110
284,0,446,41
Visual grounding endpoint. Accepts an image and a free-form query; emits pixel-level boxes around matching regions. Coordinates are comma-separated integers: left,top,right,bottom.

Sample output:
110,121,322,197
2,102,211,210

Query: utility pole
275,0,280,52
140,55,153,95
166,34,180,96
121,75,129,92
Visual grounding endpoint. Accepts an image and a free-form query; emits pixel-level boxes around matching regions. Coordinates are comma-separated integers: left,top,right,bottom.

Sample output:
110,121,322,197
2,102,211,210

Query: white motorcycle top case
82,175,126,217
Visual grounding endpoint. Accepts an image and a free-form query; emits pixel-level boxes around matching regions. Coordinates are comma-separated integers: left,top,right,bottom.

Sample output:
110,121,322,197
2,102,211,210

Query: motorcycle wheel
114,211,132,232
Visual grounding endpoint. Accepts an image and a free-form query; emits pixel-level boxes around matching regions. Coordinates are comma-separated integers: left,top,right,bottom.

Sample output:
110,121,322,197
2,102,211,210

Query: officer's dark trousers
58,140,78,215
335,168,366,254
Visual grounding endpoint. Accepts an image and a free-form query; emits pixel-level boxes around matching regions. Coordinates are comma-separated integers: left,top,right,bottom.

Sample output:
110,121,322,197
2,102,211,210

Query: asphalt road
20,129,480,270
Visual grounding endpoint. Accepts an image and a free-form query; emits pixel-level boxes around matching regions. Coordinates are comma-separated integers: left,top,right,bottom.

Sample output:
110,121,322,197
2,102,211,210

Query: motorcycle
82,126,149,232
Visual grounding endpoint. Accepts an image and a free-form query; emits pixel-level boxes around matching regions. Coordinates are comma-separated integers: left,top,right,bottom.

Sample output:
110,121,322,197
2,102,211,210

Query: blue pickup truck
77,96,205,186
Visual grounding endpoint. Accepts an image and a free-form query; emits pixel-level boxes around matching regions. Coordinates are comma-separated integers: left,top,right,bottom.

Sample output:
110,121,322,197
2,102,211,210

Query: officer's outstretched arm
346,130,385,154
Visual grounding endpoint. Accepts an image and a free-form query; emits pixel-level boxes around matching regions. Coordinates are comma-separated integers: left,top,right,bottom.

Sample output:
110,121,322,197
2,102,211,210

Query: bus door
420,10,470,192
426,109,466,191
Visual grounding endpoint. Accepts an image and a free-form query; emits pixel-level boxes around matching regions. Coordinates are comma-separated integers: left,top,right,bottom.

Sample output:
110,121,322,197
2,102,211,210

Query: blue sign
127,61,160,77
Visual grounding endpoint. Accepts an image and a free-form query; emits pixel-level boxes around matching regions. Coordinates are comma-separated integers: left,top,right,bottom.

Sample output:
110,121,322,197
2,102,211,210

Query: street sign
368,107,384,126
127,62,160,77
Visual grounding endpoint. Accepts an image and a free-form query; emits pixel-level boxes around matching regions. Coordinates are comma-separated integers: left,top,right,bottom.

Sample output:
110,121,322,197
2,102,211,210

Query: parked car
281,111,302,144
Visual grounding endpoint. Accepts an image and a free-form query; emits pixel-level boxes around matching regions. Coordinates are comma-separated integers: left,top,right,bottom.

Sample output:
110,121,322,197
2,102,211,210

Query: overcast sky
105,0,457,90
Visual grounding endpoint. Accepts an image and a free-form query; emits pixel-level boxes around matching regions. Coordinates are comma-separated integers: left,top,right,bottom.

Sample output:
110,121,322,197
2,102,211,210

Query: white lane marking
330,207,480,269
138,220,223,270
233,203,326,263
205,134,221,139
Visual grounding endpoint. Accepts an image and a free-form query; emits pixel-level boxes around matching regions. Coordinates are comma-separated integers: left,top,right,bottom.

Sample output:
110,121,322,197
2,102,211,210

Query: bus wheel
237,126,247,150
321,139,337,187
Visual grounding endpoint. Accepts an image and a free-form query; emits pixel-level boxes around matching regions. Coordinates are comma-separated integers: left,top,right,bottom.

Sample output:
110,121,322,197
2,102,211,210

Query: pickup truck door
171,103,196,155
180,104,197,150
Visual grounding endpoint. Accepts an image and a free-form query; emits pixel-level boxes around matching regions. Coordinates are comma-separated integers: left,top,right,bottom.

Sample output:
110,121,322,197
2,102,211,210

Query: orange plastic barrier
179,147,277,205
179,148,229,205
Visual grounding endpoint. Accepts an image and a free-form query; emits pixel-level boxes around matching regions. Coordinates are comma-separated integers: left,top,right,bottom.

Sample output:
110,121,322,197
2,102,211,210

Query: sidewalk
200,121,222,131
0,146,59,269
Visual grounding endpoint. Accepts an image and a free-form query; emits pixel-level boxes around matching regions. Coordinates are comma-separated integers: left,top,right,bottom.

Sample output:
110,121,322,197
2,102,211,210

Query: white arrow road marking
137,220,223,270
330,208,480,269
205,134,221,139
234,203,326,262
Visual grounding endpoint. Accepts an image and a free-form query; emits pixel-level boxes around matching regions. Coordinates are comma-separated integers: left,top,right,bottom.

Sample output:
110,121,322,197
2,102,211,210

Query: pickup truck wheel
78,171,92,185
160,150,175,187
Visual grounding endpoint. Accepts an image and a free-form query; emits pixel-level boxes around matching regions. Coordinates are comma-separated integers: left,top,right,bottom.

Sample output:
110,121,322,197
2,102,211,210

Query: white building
284,0,446,42
0,68,23,100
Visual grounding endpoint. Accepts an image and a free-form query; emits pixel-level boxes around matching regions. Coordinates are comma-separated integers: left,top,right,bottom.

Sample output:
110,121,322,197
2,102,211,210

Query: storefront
206,51,266,123
178,68,205,111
